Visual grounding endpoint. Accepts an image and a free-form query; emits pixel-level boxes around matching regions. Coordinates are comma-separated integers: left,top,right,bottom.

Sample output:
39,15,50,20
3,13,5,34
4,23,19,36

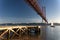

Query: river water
46,25,60,40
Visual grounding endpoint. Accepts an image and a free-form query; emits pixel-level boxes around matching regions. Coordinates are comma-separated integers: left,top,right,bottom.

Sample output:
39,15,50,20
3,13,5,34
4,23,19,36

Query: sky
0,0,60,23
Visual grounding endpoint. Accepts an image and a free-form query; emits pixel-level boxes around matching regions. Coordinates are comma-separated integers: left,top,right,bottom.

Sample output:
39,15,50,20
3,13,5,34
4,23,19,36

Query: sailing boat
51,22,55,27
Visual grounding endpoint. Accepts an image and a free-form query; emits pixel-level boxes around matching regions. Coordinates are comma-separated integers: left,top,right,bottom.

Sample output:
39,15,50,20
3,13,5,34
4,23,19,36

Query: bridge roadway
0,25,42,40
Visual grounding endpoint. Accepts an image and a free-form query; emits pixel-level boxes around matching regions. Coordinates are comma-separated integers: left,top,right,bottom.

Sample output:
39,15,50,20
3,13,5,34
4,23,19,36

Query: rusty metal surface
25,0,48,23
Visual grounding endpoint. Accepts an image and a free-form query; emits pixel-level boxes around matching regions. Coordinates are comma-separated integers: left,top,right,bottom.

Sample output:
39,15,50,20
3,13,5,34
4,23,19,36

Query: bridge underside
25,0,48,23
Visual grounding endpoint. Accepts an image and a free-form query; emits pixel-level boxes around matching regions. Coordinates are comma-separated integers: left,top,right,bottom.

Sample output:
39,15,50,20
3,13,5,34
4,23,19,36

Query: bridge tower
42,0,46,23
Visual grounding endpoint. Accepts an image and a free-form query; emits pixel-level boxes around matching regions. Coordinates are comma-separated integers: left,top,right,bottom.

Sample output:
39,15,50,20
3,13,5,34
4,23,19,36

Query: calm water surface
46,25,60,40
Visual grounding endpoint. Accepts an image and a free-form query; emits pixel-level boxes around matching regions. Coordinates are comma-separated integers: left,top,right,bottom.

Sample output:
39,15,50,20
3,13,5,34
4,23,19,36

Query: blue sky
0,0,60,23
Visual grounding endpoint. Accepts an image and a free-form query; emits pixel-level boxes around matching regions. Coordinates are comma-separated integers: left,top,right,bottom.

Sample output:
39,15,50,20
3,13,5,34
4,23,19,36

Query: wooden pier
0,25,42,40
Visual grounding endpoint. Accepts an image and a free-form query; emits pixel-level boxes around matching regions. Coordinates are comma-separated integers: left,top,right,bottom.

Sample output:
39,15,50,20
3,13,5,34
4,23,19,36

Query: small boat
51,22,55,27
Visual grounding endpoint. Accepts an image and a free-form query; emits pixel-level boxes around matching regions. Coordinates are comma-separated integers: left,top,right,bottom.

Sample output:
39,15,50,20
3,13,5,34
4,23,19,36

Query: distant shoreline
0,23,60,26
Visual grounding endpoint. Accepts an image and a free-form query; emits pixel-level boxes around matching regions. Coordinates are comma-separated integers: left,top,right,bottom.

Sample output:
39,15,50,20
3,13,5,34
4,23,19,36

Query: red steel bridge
25,0,48,23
